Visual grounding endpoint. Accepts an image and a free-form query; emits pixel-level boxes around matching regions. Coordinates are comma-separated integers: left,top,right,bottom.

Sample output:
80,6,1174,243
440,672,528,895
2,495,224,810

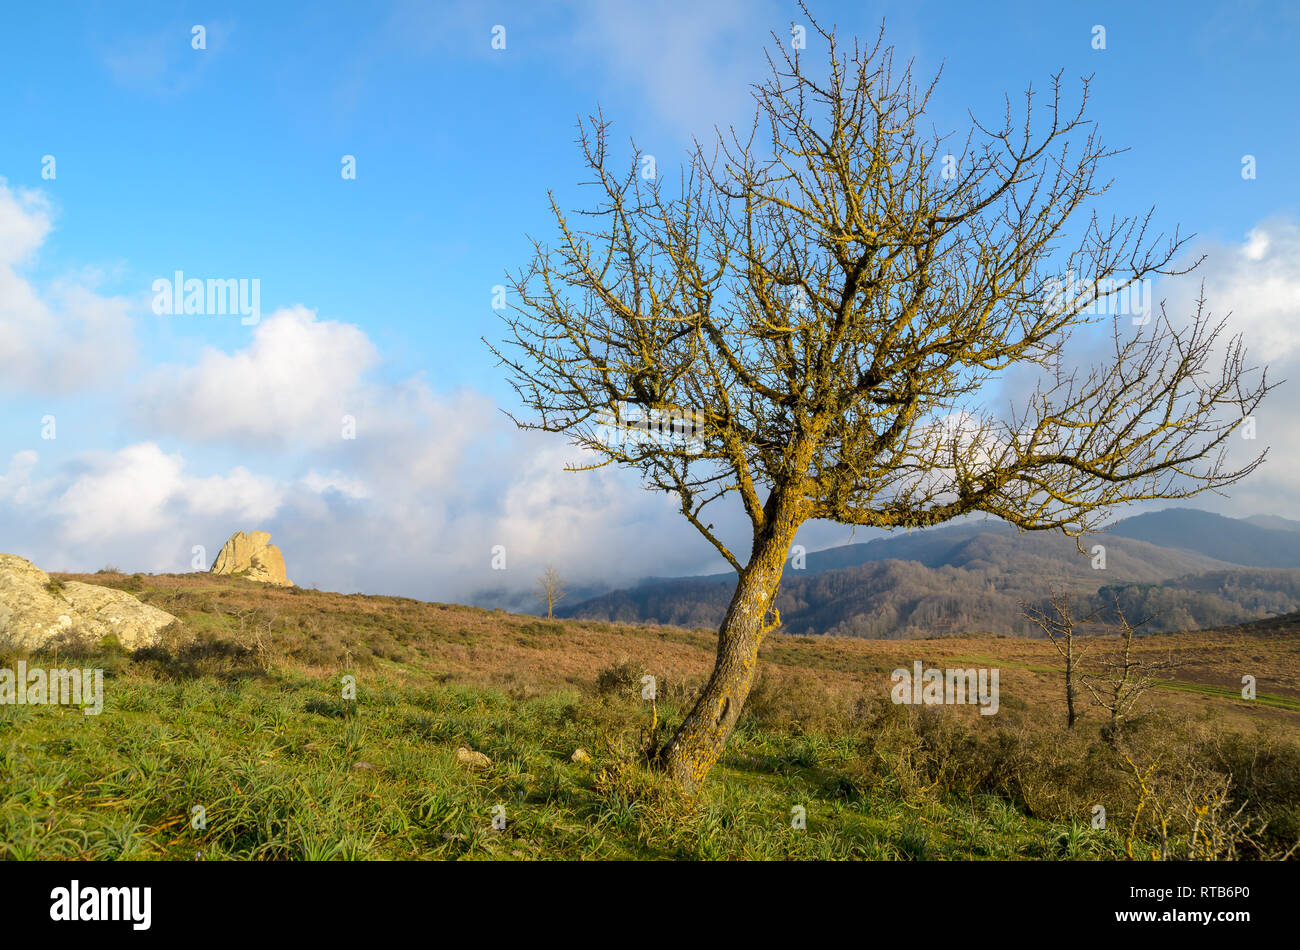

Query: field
2,571,1298,860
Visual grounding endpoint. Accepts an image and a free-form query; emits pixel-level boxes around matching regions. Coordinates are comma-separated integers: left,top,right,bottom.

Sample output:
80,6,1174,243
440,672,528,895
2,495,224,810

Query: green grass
8,651,1290,861
0,654,1117,861
4,574,1296,861
1153,679,1300,712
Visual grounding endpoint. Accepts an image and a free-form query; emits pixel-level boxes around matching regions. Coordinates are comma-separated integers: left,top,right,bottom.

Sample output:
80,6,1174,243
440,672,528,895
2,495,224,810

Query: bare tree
1020,587,1100,728
537,565,566,620
490,12,1272,787
1081,597,1181,734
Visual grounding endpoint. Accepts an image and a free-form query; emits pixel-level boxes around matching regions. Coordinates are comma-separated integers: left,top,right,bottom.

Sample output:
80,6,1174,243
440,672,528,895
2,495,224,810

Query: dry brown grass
52,569,1300,740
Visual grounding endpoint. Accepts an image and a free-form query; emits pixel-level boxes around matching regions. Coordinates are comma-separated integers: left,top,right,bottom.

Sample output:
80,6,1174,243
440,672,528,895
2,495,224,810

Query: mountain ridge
561,509,1300,638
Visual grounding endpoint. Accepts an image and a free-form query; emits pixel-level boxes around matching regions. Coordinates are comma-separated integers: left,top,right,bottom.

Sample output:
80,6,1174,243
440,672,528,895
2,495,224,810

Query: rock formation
209,531,293,587
455,747,492,770
0,554,178,651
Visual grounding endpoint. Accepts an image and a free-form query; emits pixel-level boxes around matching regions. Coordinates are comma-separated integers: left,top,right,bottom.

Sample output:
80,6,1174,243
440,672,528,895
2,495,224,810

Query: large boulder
209,531,293,587
0,554,177,651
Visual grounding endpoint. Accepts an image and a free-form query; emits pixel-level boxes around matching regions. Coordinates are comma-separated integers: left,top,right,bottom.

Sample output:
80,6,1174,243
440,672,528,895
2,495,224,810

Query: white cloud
0,179,137,393
0,443,282,572
1166,220,1300,518
0,182,50,264
1196,219,1300,361
187,466,285,521
135,305,379,446
492,439,688,579
57,443,281,545
1242,227,1270,261
0,450,40,507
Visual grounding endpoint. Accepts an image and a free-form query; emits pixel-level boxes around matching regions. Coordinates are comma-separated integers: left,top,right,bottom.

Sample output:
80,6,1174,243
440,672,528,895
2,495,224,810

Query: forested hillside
565,511,1300,638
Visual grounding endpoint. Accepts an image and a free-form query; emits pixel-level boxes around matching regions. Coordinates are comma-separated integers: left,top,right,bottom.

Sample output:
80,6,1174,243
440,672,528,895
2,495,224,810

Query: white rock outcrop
209,531,293,587
0,554,177,651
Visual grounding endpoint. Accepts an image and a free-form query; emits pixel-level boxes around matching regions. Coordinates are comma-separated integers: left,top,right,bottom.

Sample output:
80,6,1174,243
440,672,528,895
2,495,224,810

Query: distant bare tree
537,565,566,620
1082,597,1181,734
1020,587,1101,728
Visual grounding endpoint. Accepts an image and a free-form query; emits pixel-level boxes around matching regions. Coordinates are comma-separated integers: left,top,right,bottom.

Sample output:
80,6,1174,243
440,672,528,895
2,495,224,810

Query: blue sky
1,0,1298,602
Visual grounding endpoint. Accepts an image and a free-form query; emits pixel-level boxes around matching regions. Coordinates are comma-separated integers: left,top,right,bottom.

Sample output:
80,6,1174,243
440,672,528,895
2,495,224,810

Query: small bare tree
1082,597,1181,734
491,11,1272,787
1020,587,1100,728
537,565,566,620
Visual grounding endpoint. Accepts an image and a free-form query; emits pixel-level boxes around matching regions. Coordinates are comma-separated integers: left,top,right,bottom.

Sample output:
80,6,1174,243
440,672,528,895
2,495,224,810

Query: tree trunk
659,494,803,788
1065,637,1078,728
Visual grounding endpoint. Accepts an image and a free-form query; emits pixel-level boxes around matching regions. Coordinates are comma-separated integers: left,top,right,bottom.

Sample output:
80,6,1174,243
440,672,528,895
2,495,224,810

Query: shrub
596,657,647,699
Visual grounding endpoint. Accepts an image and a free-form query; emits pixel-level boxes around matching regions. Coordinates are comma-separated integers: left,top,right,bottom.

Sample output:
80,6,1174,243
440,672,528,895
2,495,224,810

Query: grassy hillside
2,571,1297,860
